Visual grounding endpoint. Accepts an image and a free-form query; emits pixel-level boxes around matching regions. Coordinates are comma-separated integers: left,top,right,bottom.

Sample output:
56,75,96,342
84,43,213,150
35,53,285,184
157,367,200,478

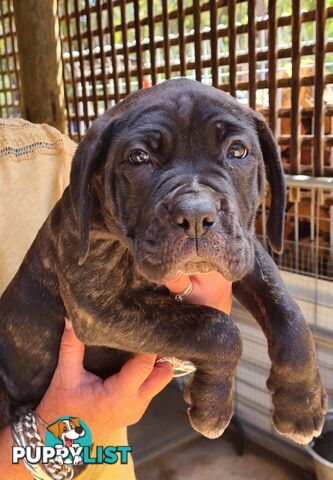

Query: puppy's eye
128,149,151,165
227,142,248,159
63,426,68,432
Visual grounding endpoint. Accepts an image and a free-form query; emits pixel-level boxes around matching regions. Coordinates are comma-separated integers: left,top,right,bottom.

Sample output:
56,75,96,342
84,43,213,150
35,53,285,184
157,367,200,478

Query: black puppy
0,79,327,443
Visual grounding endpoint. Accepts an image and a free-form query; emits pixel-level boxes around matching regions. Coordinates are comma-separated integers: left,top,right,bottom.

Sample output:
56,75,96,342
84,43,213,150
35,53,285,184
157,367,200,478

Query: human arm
0,322,173,478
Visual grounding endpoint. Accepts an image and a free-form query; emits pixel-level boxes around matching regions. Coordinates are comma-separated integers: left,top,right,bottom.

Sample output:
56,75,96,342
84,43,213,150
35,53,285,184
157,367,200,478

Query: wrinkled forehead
115,94,257,148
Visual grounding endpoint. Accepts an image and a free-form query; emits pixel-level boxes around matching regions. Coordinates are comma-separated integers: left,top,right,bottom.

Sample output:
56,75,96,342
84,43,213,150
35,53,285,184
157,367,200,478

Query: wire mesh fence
257,175,333,281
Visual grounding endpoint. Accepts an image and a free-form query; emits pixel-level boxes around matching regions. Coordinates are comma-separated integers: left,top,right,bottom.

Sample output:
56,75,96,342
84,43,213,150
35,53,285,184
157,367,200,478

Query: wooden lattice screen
57,0,333,178
0,0,20,117
2,1,333,178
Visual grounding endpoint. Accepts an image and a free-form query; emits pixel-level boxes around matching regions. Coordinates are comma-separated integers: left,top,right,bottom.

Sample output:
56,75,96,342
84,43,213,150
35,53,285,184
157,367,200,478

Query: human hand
36,322,173,445
165,271,233,314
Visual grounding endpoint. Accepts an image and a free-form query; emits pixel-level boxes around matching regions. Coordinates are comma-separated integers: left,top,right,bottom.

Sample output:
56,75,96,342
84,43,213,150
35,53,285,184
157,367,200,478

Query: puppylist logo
12,416,132,466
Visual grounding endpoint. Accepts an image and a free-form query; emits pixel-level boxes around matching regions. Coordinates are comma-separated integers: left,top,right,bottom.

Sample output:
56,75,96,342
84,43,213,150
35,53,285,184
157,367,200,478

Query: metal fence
235,178,333,466
257,175,333,281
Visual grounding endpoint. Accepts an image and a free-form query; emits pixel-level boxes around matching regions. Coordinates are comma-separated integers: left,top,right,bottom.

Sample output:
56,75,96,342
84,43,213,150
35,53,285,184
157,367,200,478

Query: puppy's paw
268,371,328,445
187,401,233,439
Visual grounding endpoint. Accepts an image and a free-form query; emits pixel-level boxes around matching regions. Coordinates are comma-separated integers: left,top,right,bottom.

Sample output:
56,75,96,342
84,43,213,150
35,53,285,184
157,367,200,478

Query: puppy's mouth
64,436,73,447
133,234,254,284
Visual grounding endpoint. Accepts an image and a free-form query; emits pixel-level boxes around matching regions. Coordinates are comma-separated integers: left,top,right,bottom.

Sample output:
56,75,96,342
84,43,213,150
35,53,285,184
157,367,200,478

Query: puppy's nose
75,427,83,434
172,197,218,238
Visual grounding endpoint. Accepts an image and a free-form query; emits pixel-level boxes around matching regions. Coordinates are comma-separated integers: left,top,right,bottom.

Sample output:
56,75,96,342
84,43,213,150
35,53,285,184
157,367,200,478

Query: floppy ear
69,417,81,428
70,118,115,266
47,420,61,438
252,112,286,254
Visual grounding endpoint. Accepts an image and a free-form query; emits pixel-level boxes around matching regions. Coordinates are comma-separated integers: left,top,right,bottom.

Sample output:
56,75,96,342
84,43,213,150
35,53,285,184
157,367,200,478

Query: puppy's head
47,417,85,446
70,79,285,283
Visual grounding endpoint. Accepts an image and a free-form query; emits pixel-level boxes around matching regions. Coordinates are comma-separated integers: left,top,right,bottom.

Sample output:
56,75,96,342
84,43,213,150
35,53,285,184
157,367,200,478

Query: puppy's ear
70,117,115,266
69,417,81,428
47,420,61,438
252,112,286,253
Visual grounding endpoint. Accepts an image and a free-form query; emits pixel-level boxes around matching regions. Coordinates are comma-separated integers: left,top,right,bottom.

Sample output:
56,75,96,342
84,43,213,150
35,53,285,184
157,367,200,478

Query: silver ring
173,279,193,303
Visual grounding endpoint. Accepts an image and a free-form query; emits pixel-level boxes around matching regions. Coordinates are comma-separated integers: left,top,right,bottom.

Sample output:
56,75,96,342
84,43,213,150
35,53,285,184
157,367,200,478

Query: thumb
164,274,190,294
105,353,157,395
139,360,174,399
56,320,85,388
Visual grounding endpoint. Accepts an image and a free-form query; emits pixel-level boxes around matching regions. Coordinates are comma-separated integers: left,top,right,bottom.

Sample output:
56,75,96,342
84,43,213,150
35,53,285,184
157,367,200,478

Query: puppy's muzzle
171,194,219,238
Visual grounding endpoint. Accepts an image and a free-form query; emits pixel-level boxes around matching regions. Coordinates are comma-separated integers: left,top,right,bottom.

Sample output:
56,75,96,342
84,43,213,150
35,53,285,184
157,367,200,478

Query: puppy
0,78,327,443
47,417,85,464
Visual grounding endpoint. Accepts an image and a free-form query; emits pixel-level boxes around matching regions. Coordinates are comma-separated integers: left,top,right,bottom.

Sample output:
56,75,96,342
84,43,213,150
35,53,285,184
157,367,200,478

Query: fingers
164,274,190,294
165,271,233,314
139,359,174,399
56,320,85,388
105,353,158,394
190,273,233,314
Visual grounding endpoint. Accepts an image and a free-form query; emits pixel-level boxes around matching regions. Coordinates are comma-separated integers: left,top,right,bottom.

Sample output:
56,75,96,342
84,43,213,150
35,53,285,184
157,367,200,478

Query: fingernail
155,357,174,366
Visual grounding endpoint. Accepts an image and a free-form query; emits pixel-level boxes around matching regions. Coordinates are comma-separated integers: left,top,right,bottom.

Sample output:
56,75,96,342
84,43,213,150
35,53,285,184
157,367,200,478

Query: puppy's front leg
72,298,242,439
233,240,327,444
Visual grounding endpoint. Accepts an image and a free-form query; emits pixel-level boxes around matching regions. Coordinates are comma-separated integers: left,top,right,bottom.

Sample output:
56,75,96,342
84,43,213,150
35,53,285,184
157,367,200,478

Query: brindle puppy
0,79,327,443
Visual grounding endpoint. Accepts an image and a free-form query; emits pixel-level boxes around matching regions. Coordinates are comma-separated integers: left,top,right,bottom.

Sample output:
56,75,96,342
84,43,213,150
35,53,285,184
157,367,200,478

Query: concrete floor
136,436,314,480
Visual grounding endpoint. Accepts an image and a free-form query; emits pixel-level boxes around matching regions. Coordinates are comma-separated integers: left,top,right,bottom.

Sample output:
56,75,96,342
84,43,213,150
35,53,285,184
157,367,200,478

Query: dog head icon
47,417,86,447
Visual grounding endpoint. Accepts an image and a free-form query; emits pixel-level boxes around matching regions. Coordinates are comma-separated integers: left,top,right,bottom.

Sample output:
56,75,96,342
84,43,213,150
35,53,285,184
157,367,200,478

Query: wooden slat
134,0,143,89
209,0,218,87
248,0,256,109
120,0,130,94
96,0,108,110
267,0,277,135
193,0,202,82
228,0,236,96
290,0,301,175
177,0,186,77
84,0,98,117
162,0,171,79
73,0,89,129
63,0,81,139
314,0,327,177
147,0,157,84
57,2,71,138
106,0,120,103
